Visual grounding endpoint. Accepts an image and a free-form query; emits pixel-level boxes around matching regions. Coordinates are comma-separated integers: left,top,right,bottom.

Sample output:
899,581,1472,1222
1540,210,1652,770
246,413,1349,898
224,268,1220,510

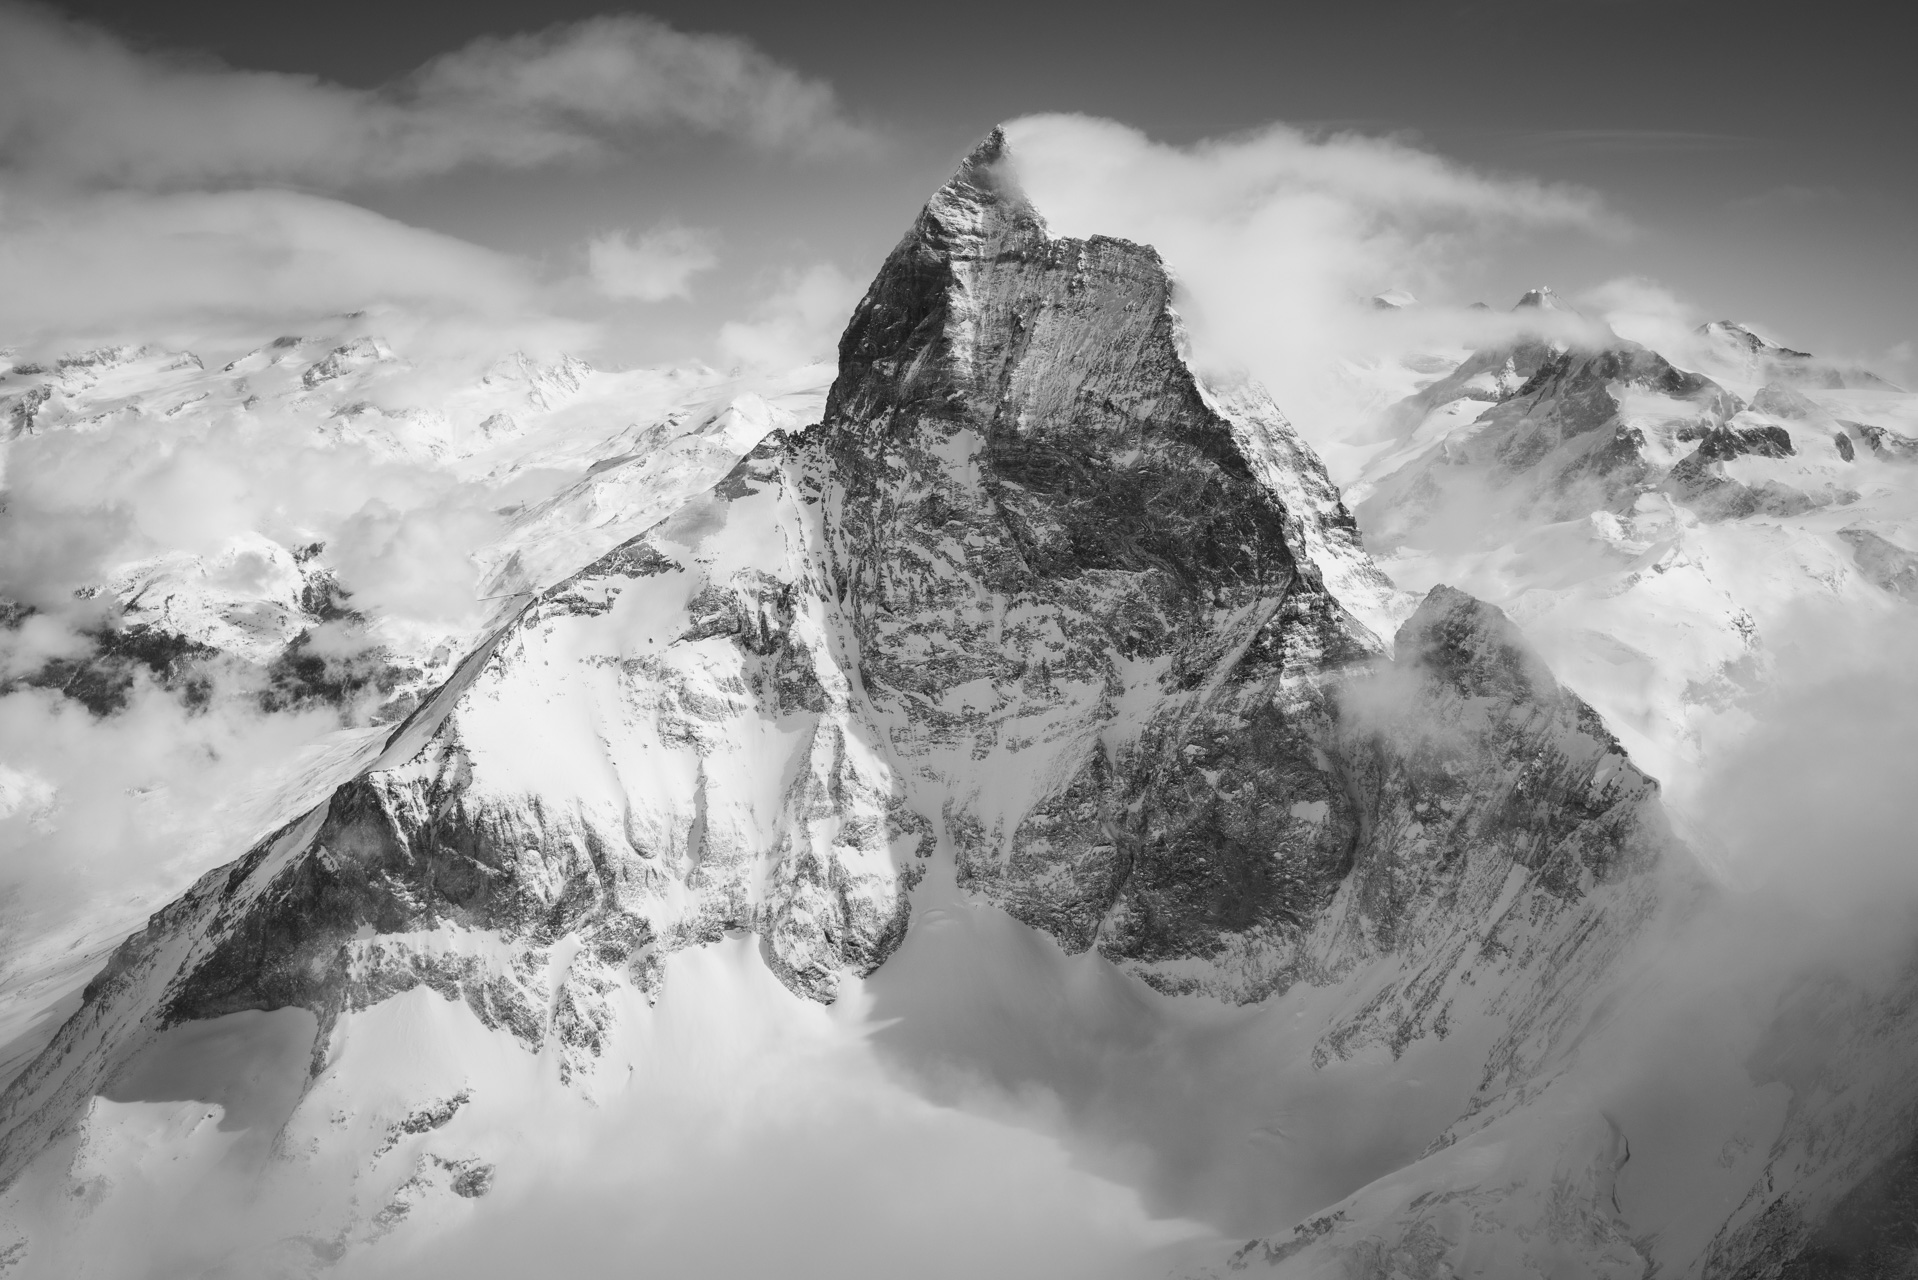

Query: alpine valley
3,128,1917,1280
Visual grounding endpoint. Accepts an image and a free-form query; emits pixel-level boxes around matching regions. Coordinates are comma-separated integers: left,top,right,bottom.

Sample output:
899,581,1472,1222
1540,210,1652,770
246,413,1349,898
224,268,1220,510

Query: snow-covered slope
0,319,829,1138
1696,319,1903,393
0,330,828,721
1234,289,1918,1280
1348,304,1918,798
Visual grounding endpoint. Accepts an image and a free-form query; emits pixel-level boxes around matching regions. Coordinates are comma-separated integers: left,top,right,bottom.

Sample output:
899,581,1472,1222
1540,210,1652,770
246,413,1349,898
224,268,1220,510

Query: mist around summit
3,8,1918,1279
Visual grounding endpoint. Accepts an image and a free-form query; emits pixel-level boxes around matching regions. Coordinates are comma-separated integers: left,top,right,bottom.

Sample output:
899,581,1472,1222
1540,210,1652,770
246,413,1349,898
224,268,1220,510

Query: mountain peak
911,126,1038,245
822,118,1400,643
967,123,1010,167
1699,318,1810,359
1514,286,1575,313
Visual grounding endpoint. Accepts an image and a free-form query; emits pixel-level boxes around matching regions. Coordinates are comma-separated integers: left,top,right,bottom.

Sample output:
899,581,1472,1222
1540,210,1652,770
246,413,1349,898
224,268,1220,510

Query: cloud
1006,114,1602,233
0,675,352,987
587,224,720,302
1578,275,1708,359
0,186,586,353
338,944,1208,1280
998,114,1611,449
0,325,564,1000
716,263,862,370
0,4,874,189
0,364,518,625
1689,605,1918,923
0,932,1211,1277
1544,603,1918,1260
408,17,875,161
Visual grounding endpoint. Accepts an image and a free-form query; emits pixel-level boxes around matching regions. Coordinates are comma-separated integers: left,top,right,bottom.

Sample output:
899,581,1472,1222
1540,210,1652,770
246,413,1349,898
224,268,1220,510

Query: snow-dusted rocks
1698,319,1903,392
1348,297,1918,800
0,322,829,727
1360,336,1747,548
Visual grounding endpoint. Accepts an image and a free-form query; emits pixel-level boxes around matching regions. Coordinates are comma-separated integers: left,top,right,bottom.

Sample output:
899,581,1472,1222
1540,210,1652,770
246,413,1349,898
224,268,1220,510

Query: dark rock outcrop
1665,423,1827,521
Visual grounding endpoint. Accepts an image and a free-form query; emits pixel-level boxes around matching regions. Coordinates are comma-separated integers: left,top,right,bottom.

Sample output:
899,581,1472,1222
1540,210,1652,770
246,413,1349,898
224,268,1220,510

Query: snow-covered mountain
0,328,829,723
1696,319,1903,393
1343,289,1918,798
1,131,1916,1280
0,318,830,1141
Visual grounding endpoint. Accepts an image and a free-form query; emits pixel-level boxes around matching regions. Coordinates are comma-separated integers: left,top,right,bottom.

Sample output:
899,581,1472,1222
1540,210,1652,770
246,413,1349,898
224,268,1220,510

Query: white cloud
998,114,1611,447
717,263,862,370
587,224,720,302
0,676,351,986
1578,275,1709,361
0,5,873,189
1691,606,1918,922
409,16,875,161
0,186,585,353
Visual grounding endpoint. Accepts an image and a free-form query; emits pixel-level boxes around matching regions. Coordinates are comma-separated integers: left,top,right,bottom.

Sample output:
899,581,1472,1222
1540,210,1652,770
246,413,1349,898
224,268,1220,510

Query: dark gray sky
18,0,1918,375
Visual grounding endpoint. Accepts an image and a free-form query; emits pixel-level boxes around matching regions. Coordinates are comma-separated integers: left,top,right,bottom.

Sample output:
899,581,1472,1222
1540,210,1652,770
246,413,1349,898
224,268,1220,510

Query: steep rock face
1295,586,1670,1073
1847,420,1918,463
1172,592,1676,1280
0,442,925,1189
1664,422,1826,520
808,130,1401,998
0,134,1675,1227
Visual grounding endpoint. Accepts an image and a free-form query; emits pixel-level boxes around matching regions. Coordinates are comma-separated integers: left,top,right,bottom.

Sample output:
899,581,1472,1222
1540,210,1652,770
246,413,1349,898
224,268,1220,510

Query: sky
2,0,1912,383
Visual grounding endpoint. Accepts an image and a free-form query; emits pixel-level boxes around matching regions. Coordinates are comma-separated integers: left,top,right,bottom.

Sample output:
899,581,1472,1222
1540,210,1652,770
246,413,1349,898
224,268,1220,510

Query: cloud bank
1000,113,1611,448
0,4,874,189
717,263,863,371
587,223,721,302
0,187,587,355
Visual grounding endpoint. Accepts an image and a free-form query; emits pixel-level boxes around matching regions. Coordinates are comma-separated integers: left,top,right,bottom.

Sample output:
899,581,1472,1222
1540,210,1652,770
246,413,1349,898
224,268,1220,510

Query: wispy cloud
0,4,876,189
1000,114,1613,448
0,186,584,350
717,263,862,370
587,224,721,303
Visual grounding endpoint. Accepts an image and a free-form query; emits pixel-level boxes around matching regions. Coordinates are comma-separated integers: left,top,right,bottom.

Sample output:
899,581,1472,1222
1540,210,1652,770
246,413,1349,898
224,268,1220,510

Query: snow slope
0,320,828,1111
1349,309,1918,807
